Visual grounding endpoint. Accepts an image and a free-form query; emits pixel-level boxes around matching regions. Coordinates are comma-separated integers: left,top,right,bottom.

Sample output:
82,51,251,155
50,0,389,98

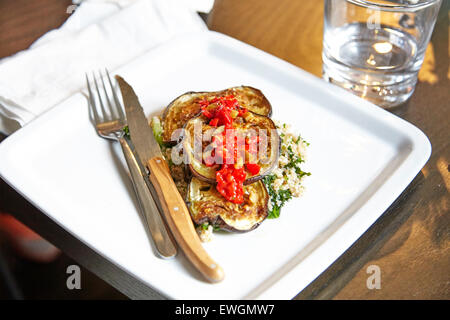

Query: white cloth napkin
0,0,212,135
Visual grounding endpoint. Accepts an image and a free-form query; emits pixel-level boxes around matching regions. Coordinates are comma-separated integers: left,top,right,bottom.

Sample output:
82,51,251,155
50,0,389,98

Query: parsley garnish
263,123,311,219
199,222,221,232
123,125,130,138
264,175,293,219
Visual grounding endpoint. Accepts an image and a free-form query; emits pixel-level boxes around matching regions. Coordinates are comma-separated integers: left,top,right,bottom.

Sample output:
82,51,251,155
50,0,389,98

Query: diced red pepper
220,111,232,126
209,118,219,127
245,163,261,175
201,108,213,119
216,164,245,204
200,95,264,203
238,108,247,116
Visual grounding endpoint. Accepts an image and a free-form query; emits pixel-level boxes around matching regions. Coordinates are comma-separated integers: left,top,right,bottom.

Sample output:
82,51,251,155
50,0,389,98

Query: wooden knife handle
147,156,225,283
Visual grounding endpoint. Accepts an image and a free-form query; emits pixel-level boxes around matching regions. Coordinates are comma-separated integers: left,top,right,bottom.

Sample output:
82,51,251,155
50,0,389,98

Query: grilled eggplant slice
161,86,272,144
183,112,280,184
187,177,269,232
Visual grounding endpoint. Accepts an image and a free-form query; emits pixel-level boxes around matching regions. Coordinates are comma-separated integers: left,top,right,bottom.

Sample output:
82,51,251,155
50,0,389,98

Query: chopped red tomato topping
209,117,219,127
199,95,261,204
200,95,239,127
216,164,246,204
245,163,261,175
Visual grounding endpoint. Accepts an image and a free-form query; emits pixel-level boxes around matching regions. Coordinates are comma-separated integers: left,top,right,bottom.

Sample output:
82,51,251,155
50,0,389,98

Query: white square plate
0,31,431,299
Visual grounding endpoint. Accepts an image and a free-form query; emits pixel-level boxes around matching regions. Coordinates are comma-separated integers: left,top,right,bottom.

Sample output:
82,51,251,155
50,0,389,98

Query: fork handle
119,138,177,259
147,156,225,283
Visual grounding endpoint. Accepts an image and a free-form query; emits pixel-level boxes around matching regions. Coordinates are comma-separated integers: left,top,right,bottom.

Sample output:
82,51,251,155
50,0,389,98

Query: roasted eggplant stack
161,86,278,233
161,86,272,145
187,178,268,232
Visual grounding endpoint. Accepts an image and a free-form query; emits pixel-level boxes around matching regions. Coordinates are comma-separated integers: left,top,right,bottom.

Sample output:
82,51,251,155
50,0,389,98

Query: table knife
120,136,177,259
116,75,225,283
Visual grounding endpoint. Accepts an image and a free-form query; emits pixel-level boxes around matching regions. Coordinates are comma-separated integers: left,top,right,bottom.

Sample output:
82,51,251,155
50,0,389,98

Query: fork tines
85,69,125,126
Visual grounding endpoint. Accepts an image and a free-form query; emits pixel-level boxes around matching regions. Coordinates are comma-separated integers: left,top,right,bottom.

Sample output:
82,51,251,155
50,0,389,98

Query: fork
86,69,177,259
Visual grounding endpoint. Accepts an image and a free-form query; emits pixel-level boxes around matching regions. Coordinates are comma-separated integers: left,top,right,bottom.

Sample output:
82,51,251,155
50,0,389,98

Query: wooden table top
0,0,448,299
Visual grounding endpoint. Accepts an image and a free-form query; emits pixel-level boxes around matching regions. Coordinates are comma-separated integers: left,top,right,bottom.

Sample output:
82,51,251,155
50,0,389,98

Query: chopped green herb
264,174,293,219
262,122,310,219
123,125,130,138
201,223,209,230
199,222,220,232
269,206,281,219
151,116,164,147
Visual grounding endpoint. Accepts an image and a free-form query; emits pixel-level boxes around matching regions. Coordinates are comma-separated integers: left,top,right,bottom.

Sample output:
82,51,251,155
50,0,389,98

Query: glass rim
345,0,441,12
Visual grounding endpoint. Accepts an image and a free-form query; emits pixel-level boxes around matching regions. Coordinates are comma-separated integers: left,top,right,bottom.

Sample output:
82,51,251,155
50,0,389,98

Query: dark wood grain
0,0,73,58
0,0,448,299
209,0,450,300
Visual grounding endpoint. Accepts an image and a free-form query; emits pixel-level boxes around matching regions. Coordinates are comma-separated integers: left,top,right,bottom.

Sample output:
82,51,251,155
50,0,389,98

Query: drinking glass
322,0,442,108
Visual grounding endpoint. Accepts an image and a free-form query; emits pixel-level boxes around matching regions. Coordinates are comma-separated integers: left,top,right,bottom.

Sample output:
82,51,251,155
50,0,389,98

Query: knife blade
116,75,225,283
115,77,163,163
